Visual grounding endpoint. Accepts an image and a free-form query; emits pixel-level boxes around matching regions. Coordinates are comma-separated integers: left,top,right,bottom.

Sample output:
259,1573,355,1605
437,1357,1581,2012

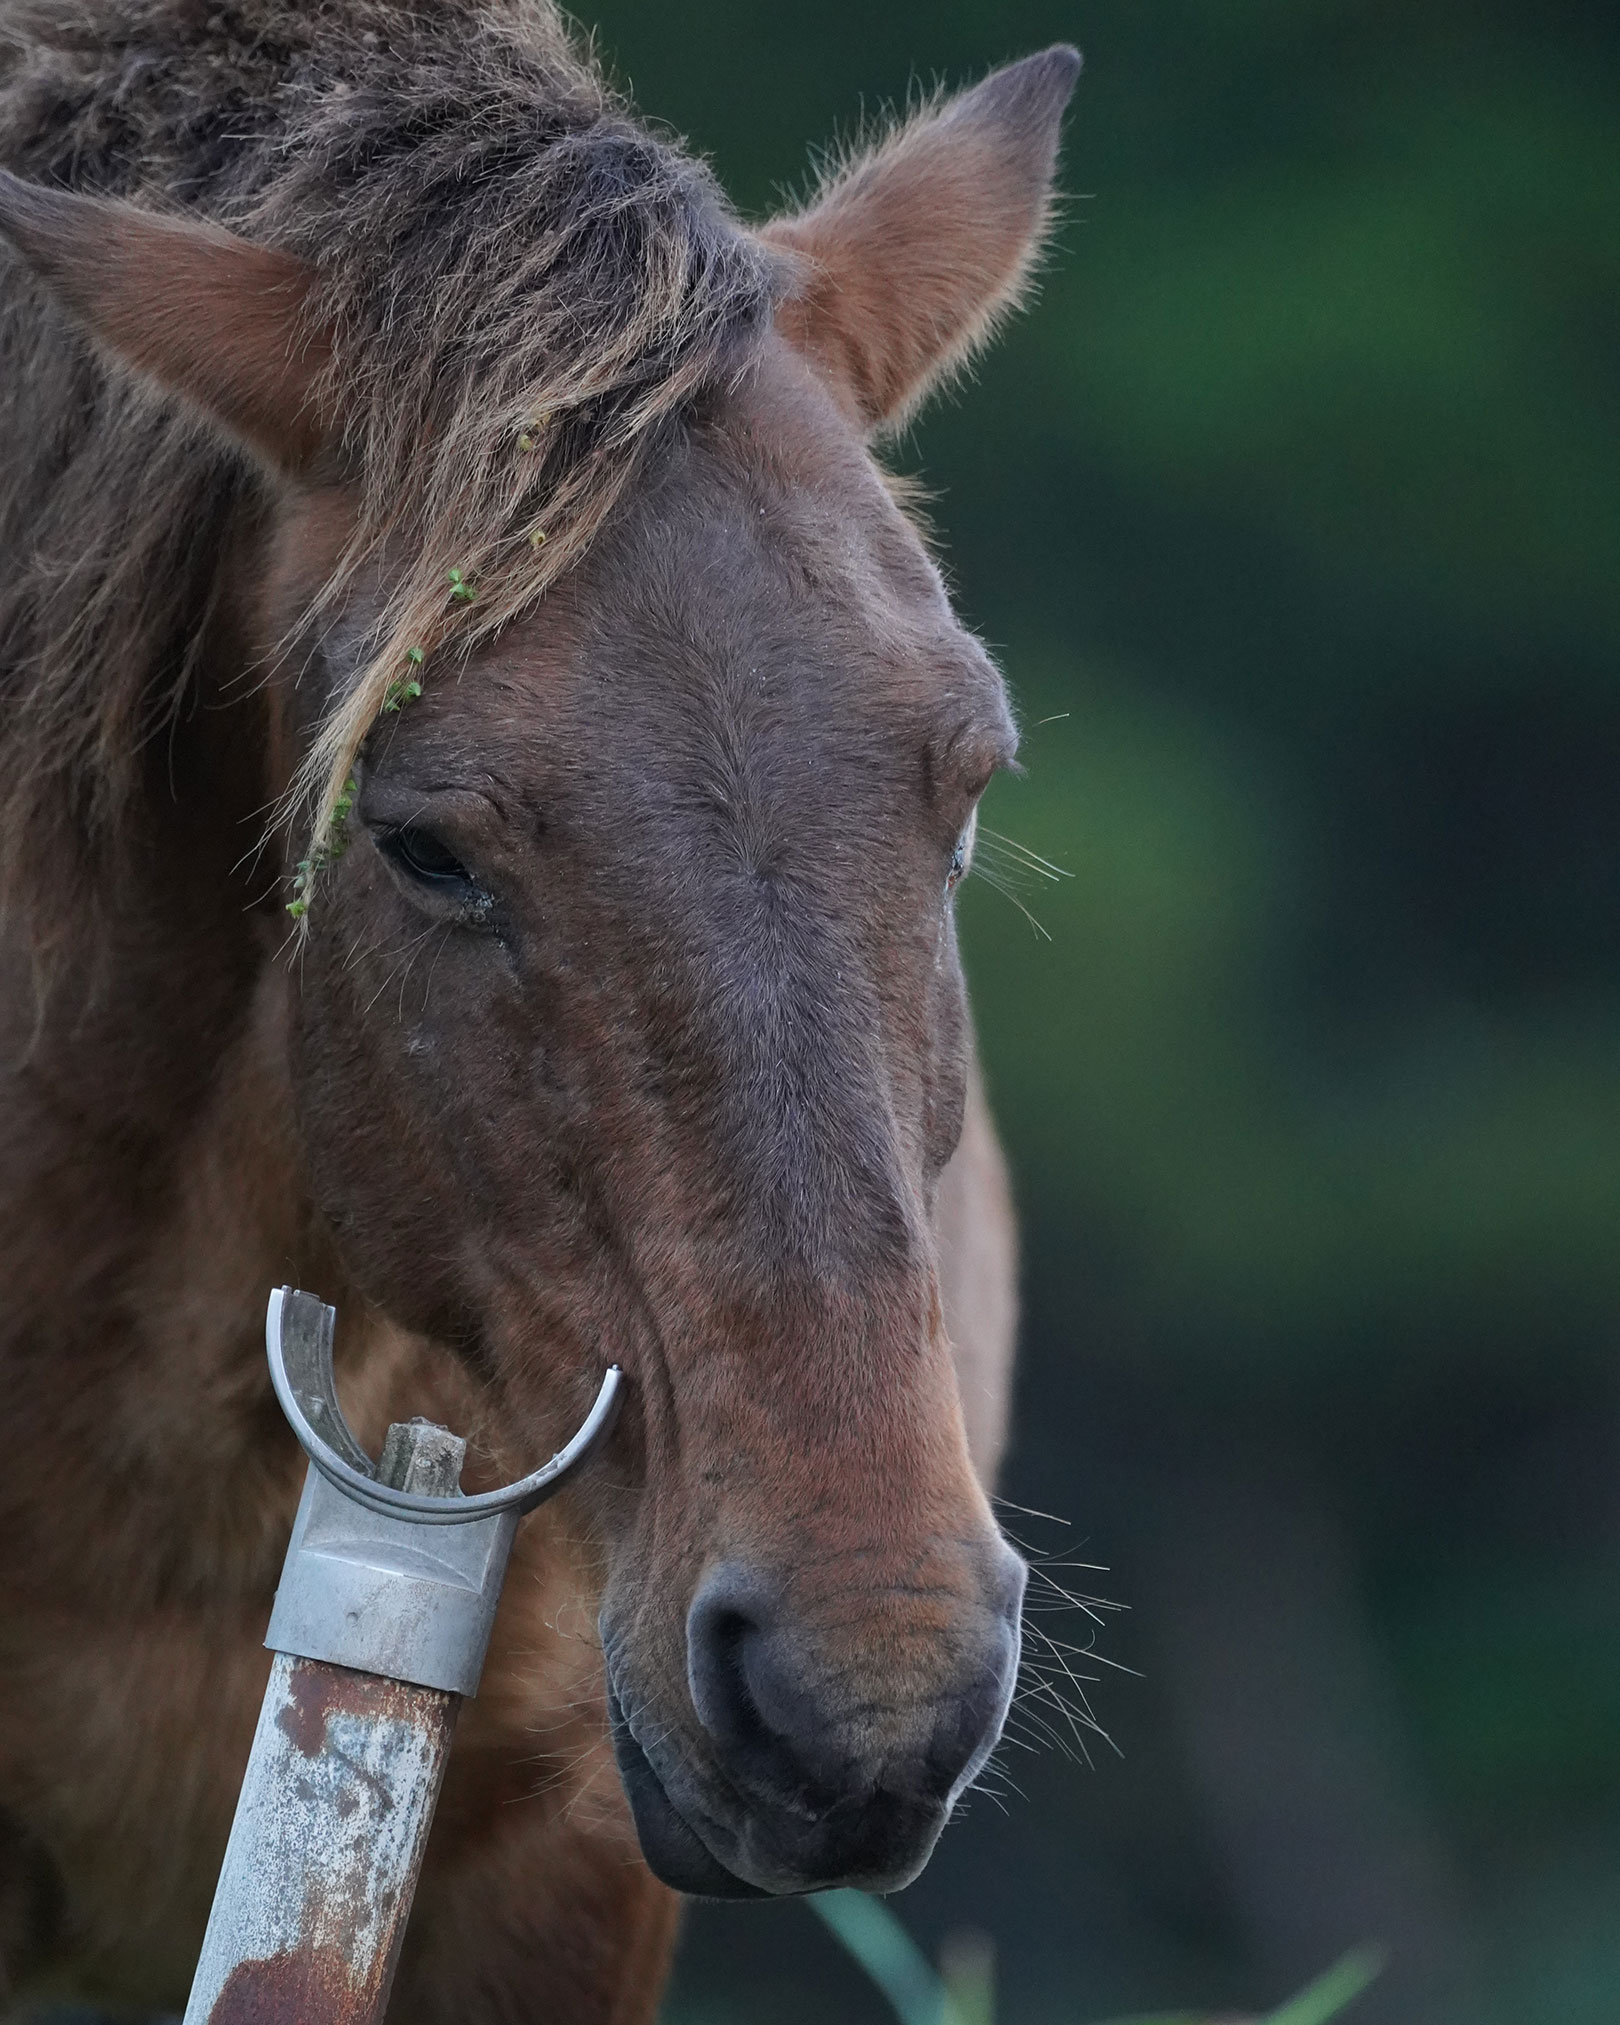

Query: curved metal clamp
268,1285,621,1523
263,1286,623,1695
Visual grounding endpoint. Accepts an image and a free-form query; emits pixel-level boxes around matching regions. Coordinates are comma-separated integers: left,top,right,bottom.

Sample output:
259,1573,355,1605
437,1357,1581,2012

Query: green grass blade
807,1891,951,2025
1263,1946,1384,2025
1088,1944,1381,2025
939,1929,996,2025
810,1886,1377,2025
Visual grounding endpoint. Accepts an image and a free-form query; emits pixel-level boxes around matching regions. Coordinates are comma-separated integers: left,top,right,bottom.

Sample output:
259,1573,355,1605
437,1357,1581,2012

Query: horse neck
0,539,330,1594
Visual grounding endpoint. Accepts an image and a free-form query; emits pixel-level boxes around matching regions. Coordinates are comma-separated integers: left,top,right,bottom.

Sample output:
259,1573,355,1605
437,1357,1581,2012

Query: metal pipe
184,1649,457,2024
182,1290,622,2024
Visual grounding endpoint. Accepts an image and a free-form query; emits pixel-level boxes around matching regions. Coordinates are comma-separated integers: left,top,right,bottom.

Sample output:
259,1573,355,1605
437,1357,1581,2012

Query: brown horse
0,3,1076,2016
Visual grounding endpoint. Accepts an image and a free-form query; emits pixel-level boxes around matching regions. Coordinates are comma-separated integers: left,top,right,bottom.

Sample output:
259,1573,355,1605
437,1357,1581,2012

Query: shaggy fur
0,0,781,945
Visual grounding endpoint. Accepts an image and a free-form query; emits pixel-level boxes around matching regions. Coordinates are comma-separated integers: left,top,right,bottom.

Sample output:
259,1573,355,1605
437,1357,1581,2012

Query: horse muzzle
603,1547,1026,1897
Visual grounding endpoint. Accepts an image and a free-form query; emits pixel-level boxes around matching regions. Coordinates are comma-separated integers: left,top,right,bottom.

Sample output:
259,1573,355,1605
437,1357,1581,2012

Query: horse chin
605,1676,776,1900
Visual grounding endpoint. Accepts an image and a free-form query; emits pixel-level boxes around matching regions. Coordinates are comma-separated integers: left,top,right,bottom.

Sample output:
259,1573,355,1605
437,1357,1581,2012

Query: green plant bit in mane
382,647,426,714
285,775,357,917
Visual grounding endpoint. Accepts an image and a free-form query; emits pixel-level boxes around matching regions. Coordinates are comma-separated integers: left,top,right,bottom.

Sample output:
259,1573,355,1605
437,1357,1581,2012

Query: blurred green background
579,4,1620,2022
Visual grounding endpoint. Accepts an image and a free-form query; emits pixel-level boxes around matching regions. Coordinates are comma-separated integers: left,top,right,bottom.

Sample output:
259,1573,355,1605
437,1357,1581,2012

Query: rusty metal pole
182,1289,621,2025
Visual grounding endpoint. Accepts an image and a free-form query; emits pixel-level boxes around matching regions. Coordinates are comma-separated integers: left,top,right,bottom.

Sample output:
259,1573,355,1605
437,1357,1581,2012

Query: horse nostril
686,1546,1025,1826
686,1564,781,1751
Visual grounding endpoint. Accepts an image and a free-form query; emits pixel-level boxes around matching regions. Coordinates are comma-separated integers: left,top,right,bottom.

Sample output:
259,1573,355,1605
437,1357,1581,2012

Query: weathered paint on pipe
182,1652,457,2025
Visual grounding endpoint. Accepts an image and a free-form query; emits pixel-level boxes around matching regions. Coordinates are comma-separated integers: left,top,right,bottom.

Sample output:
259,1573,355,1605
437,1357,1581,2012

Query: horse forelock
0,0,784,951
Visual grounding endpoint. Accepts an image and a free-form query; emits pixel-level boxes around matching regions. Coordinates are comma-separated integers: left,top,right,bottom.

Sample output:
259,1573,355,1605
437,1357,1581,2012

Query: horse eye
382,824,471,886
946,807,979,893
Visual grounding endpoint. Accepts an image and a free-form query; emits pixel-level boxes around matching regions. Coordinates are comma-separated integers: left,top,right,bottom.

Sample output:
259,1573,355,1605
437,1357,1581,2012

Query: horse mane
0,0,782,946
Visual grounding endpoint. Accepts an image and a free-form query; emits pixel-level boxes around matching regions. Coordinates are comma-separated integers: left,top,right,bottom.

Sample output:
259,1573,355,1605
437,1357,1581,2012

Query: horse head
0,46,1077,1897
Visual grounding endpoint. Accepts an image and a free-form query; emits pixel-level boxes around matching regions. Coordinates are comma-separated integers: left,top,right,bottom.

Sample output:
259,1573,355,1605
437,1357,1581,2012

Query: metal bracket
267,1286,623,1523
263,1287,623,1695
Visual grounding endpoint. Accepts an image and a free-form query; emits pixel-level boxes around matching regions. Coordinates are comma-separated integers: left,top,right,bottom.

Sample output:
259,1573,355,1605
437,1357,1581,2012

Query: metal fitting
263,1286,623,1695
183,1290,624,2025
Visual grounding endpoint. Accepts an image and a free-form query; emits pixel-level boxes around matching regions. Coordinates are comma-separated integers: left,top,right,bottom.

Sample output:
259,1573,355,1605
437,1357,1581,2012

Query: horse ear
0,168,333,471
762,47,1080,431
